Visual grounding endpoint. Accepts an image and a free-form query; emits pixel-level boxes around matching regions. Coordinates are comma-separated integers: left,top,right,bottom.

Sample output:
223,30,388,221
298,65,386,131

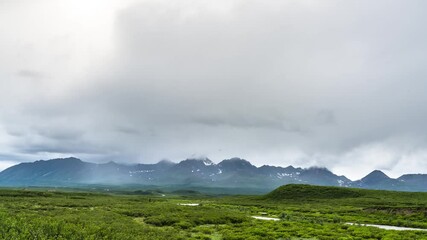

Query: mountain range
0,157,425,193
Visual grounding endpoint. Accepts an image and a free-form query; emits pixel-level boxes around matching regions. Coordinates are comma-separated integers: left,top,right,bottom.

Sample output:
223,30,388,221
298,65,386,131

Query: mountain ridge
0,157,425,192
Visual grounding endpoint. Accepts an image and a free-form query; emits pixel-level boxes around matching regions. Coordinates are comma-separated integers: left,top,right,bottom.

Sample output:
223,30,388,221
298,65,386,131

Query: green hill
265,184,364,199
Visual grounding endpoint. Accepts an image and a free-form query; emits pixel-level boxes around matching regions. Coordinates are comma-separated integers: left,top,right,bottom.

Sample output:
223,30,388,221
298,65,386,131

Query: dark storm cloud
1,0,427,179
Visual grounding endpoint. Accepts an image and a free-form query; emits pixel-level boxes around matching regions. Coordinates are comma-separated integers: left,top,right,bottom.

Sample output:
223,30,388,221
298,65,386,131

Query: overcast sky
1,0,427,179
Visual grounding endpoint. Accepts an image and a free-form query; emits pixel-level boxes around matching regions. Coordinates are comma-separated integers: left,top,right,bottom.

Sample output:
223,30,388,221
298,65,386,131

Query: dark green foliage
130,189,164,195
265,184,364,199
171,189,201,195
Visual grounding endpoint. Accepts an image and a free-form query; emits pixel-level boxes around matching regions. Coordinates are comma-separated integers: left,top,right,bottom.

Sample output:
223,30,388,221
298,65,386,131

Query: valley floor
0,186,426,239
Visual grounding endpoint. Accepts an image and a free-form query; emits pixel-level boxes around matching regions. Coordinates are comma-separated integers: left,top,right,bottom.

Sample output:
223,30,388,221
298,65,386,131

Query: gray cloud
1,0,427,179
16,70,45,80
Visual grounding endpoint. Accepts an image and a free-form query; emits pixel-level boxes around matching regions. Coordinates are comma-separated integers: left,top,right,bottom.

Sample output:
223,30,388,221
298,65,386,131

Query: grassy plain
0,185,426,239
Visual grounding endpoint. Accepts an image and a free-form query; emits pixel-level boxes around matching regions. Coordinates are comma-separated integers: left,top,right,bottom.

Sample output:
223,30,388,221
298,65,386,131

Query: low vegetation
264,184,364,199
0,185,425,239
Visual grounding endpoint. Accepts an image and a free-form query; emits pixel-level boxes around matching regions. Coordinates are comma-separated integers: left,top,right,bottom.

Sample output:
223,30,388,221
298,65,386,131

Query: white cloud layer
1,0,427,179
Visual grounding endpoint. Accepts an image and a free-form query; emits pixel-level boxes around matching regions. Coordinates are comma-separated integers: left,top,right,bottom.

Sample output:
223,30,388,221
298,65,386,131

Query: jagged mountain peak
284,165,296,171
178,158,214,166
219,157,252,165
217,158,257,174
301,167,336,177
362,170,390,182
